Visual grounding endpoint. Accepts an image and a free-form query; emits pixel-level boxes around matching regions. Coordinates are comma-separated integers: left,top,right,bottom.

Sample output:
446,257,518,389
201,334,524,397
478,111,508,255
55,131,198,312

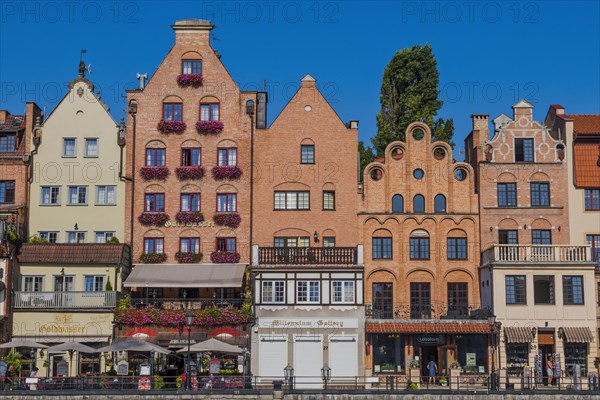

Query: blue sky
1,1,599,158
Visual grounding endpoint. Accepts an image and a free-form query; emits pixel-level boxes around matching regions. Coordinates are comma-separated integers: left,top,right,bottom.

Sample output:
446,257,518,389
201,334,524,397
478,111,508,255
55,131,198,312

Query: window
323,237,336,247
181,193,201,212
410,237,430,260
506,344,529,376
301,144,314,164
372,282,393,319
586,235,600,266
297,281,320,303
181,148,201,166
262,281,285,304
145,193,165,212
217,193,237,212
530,182,550,207
38,231,58,243
413,194,425,213
200,103,219,121
533,275,554,305
22,276,43,292
392,194,403,213
55,276,73,292
217,148,237,166
182,60,201,74
274,191,310,210
95,231,114,243
372,237,392,259
515,138,534,162
41,186,60,205
96,186,116,205
180,237,200,253
63,138,76,157
146,148,166,167
323,191,335,210
563,276,584,305
84,138,98,157
564,344,588,377
84,276,104,292
67,186,87,205
0,134,16,152
497,183,517,207
447,237,467,260
434,194,446,213
67,231,86,243
332,281,355,303
447,282,468,318
0,181,15,204
410,282,431,319
163,103,183,121
585,189,600,211
274,237,310,247
532,229,552,257
144,238,164,253
505,275,526,304
216,237,236,252
499,230,518,245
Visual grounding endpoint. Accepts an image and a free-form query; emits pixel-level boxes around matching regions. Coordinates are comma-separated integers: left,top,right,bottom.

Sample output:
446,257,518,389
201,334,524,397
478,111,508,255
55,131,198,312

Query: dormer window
0,134,16,153
182,60,202,75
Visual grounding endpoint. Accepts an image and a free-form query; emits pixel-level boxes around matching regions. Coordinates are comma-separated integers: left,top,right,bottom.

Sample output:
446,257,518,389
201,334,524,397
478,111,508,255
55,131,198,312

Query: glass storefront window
372,334,405,373
456,335,488,373
564,344,587,377
80,353,100,375
506,344,529,376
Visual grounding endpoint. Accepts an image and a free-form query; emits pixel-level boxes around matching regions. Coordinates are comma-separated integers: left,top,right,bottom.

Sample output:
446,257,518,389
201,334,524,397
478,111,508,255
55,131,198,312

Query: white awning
124,264,246,288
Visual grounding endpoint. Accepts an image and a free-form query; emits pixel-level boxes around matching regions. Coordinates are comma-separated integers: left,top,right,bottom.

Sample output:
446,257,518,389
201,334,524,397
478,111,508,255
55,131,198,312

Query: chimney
0,110,9,123
24,102,42,152
471,114,490,146
512,99,534,120
172,19,213,46
256,92,268,129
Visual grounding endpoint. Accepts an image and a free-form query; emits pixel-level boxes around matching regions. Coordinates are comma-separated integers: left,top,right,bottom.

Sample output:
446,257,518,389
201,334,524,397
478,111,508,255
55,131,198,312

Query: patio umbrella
0,339,48,349
45,342,98,353
177,338,242,354
97,340,170,355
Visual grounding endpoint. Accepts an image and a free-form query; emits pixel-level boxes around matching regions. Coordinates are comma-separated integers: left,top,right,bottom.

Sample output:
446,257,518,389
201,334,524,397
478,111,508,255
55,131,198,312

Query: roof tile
566,114,600,136
18,243,128,264
573,142,600,188
366,321,490,334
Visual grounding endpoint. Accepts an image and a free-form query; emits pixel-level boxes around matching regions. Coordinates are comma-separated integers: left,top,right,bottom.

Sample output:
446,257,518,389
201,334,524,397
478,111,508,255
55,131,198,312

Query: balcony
255,245,362,266
482,245,591,265
365,301,490,320
13,291,118,309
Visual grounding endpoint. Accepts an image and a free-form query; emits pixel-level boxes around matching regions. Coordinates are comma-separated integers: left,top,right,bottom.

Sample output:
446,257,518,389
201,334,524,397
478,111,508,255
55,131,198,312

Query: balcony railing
129,297,244,310
13,291,118,309
365,301,490,320
482,245,591,264
257,246,361,266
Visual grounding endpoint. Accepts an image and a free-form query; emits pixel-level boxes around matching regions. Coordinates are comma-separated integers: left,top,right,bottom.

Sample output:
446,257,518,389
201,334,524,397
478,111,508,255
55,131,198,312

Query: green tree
433,118,455,149
373,44,453,155
358,141,375,180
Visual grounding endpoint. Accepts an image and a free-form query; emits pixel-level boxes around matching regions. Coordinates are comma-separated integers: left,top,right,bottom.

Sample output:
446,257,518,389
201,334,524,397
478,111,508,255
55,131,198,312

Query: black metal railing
365,301,491,320
258,247,358,265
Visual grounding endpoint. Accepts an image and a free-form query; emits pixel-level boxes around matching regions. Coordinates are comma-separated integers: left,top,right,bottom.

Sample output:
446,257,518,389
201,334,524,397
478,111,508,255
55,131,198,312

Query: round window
391,147,404,160
370,168,383,181
433,147,446,160
412,128,425,141
413,169,424,180
455,168,467,181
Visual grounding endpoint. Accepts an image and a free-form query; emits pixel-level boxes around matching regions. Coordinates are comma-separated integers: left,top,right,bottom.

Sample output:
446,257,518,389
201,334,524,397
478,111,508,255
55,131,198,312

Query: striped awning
504,327,533,343
562,327,594,343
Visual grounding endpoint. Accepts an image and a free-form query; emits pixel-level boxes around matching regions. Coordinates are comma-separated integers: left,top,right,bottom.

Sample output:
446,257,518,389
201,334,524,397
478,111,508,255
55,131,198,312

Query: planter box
450,368,460,390
409,368,420,389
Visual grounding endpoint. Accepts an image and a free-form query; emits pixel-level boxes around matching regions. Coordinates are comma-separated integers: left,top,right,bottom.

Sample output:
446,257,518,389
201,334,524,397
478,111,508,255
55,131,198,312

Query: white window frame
38,231,59,243
40,186,61,205
95,231,114,243
67,231,87,243
84,138,98,157
262,281,285,304
297,281,320,304
63,138,76,157
22,276,44,292
96,185,116,205
68,186,88,205
331,281,355,304
84,275,105,292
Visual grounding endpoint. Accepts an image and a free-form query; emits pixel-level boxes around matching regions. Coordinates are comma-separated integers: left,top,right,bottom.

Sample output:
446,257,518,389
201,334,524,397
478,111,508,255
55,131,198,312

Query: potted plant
439,376,448,386
157,120,186,133
196,120,224,134
213,212,241,228
139,166,169,181
175,165,205,180
409,359,420,388
381,363,395,372
449,360,461,390
211,165,242,180
177,73,203,87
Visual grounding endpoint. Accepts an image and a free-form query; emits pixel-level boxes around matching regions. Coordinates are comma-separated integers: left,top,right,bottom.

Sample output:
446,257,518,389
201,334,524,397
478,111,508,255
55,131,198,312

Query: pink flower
196,120,224,134
175,166,205,180
177,74,203,87
175,211,204,224
140,166,169,181
158,120,186,133
138,212,169,226
211,166,242,180
210,251,241,263
139,253,167,263
175,252,202,263
213,212,241,228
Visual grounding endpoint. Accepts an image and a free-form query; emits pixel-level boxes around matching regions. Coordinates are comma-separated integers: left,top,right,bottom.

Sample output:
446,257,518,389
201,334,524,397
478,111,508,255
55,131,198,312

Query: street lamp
284,363,294,390
185,311,194,391
321,364,331,390
488,315,501,391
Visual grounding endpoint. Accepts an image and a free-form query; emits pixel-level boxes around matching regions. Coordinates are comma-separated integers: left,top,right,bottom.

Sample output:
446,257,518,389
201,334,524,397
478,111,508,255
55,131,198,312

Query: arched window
434,194,446,213
392,194,404,213
413,195,425,213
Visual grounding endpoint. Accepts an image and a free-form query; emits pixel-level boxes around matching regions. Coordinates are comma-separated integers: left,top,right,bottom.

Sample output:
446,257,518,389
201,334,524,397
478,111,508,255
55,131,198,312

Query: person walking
427,357,438,385
546,356,554,386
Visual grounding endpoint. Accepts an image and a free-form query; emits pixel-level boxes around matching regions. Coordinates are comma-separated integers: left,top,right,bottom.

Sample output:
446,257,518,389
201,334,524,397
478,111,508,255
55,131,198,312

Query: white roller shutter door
329,335,358,379
258,336,287,380
294,335,322,388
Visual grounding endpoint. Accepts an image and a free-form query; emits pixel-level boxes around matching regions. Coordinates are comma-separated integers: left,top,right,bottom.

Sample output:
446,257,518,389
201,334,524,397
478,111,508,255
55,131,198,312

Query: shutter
258,336,287,380
294,335,322,388
329,336,358,378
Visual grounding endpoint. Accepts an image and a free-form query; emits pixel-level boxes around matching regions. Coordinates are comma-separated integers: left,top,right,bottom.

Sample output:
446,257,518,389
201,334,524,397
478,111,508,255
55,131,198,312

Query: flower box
213,212,241,228
211,166,242,180
196,120,224,134
114,304,252,327
177,74,203,87
175,166,205,180
139,253,167,264
138,212,169,226
139,166,169,181
210,251,241,263
175,211,204,224
175,251,202,263
158,120,186,133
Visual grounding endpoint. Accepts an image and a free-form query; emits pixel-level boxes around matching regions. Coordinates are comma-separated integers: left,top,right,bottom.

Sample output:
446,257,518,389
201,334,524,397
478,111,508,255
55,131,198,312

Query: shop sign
259,318,358,329
164,220,215,228
57,360,69,376
117,360,129,376
466,353,476,366
209,358,221,374
415,335,445,345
